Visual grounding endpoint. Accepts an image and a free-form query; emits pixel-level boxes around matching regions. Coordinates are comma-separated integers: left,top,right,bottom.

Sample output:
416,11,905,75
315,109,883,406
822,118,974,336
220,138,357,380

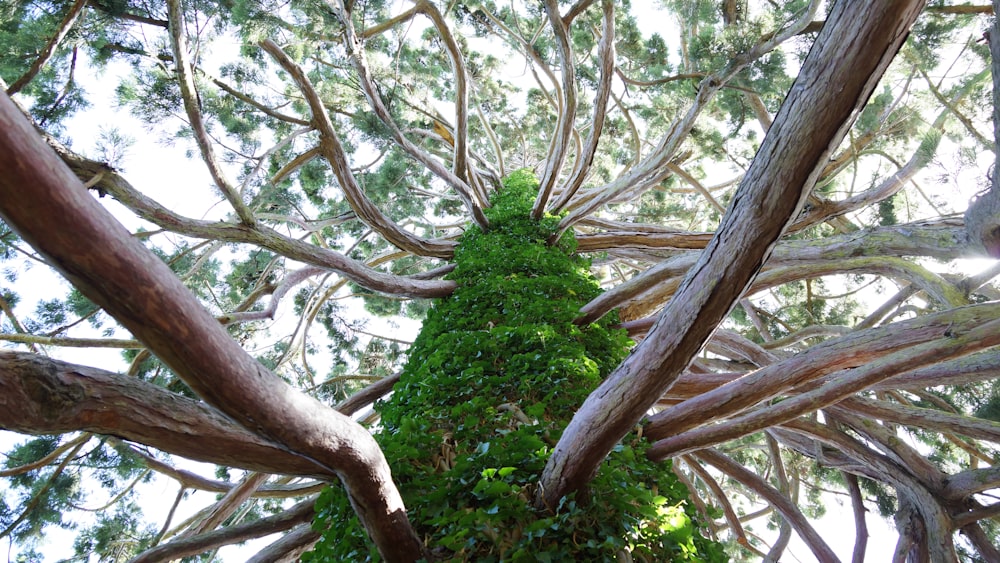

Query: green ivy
306,170,724,562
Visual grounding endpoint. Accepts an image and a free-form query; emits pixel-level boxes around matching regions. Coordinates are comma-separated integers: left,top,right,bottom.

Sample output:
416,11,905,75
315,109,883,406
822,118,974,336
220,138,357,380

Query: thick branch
540,1,926,506
0,92,424,561
0,351,321,476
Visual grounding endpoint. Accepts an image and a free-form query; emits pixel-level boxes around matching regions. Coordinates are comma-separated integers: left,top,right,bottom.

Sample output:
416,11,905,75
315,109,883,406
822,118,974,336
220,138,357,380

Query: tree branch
694,449,839,562
6,0,89,96
131,498,315,563
0,92,425,561
165,0,256,226
531,0,578,218
539,1,929,505
328,0,488,228
260,39,455,258
549,0,615,213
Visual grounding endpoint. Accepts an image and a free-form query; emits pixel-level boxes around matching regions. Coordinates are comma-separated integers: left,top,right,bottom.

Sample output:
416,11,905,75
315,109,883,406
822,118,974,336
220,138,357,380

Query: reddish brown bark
0,91,424,562
0,351,320,476
538,0,927,508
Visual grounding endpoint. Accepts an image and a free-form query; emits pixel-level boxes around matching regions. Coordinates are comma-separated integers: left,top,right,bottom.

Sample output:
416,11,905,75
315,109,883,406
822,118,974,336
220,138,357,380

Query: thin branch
0,333,142,348
549,0,615,213
694,449,839,562
0,433,91,477
260,39,455,258
130,498,315,563
328,0,488,228
165,0,256,225
0,438,87,540
6,0,89,96
531,0,579,218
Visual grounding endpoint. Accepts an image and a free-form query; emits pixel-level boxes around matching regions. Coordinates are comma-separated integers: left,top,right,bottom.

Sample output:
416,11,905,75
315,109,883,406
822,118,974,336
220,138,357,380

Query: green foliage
307,172,723,561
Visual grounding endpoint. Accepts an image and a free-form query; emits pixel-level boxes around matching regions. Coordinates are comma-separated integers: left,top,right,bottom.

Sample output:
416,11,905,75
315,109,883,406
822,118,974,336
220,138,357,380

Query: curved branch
247,523,320,562
45,135,454,298
111,440,324,497
681,454,749,548
531,0,578,218
329,0,487,228
579,219,976,325
260,39,455,259
694,449,839,562
555,1,822,234
210,76,310,126
942,465,1000,500
841,396,1000,446
549,0,615,213
165,0,255,226
415,1,475,188
6,0,89,96
0,94,425,560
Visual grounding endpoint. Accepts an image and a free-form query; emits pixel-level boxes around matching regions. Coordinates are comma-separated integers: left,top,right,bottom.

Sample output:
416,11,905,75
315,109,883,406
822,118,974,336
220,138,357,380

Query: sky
3,1,984,561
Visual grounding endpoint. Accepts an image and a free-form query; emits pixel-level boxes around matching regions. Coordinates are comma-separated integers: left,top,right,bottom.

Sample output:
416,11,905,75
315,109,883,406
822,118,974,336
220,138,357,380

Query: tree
0,0,998,560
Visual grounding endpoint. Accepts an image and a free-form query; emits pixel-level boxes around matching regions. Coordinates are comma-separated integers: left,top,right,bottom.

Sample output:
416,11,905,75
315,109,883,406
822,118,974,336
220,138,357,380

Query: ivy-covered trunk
307,171,724,561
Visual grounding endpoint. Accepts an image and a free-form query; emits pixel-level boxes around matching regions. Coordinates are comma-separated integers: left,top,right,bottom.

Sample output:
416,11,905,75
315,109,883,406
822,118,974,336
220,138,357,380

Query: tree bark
0,91,425,562
539,0,927,507
965,0,1000,256
0,351,321,476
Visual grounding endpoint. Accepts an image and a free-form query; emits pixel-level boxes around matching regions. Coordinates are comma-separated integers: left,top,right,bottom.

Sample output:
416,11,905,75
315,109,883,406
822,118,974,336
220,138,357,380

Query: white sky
6,1,988,561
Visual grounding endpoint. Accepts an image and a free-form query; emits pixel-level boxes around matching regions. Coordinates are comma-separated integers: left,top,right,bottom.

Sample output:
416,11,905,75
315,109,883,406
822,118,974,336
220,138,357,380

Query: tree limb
6,0,89,96
0,92,425,561
540,1,928,505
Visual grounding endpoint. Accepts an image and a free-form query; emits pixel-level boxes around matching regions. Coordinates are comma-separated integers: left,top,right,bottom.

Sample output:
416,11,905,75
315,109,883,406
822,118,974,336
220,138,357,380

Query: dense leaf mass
308,171,723,561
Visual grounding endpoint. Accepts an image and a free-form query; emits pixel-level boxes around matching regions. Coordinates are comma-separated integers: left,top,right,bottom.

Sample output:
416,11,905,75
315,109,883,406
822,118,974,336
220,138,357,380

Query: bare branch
328,0,488,229
531,0,579,218
0,94,425,560
44,133,454,298
131,498,315,563
260,39,455,259
0,351,321,476
247,524,321,562
694,449,839,562
6,0,88,96
549,0,615,213
843,473,868,563
165,0,256,226
555,0,823,234
647,312,1000,458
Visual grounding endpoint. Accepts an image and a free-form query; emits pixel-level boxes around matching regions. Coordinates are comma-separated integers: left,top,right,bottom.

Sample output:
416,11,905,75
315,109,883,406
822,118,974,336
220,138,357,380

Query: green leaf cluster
306,171,723,561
